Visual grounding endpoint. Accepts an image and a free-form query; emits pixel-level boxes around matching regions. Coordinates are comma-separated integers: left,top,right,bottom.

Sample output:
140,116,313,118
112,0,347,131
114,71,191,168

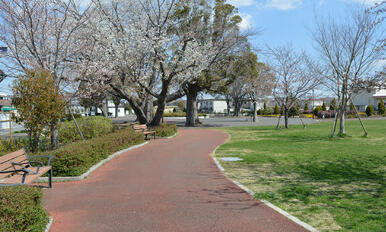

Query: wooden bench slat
0,156,28,171
2,166,51,185
0,149,25,164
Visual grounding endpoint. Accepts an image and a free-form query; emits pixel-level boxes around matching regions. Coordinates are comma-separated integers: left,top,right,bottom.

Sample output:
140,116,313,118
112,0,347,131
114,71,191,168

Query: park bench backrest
0,149,26,179
133,124,148,132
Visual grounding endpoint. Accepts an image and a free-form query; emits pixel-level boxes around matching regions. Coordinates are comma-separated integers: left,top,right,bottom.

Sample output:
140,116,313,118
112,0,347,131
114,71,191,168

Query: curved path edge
43,129,310,232
211,138,318,232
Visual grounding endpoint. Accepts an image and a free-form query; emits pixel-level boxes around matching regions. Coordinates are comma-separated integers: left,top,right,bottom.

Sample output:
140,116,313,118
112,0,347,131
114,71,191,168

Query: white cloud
265,0,303,10
238,13,253,30
227,0,256,7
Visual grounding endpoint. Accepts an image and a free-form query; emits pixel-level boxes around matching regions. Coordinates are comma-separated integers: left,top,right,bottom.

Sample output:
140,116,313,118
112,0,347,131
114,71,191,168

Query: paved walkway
43,129,307,232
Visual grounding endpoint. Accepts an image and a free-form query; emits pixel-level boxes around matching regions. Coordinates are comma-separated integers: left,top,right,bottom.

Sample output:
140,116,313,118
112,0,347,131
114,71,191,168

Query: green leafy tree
365,104,374,116
12,69,66,151
177,101,185,111
378,99,385,115
322,102,327,111
289,104,301,117
273,104,280,114
313,106,322,116
304,100,309,111
330,98,337,111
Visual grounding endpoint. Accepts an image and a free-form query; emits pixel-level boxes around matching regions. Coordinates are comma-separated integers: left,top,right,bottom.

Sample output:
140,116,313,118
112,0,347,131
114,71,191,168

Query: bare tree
267,45,319,129
312,9,384,136
247,62,275,122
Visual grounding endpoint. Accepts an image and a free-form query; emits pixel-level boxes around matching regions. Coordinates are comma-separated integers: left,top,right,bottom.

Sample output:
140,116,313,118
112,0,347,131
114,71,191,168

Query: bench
0,149,53,188
132,124,156,140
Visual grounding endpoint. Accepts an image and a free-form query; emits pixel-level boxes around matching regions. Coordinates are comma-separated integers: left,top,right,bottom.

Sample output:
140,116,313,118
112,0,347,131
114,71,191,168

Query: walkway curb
212,146,318,232
45,217,53,232
37,141,149,183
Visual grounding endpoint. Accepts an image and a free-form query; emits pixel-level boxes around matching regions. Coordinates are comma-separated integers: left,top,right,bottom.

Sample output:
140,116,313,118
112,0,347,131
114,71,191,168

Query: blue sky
229,0,383,58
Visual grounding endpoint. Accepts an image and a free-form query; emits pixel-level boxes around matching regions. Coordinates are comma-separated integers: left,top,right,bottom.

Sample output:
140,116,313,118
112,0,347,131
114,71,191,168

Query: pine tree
322,102,327,111
378,99,385,115
304,100,309,111
366,104,374,116
330,98,336,111
274,104,280,114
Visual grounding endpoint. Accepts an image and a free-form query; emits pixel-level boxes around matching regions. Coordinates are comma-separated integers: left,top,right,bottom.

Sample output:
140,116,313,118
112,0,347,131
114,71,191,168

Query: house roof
374,89,386,98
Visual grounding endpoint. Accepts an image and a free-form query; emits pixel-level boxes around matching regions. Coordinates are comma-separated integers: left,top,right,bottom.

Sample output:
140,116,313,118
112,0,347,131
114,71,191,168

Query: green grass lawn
215,120,386,232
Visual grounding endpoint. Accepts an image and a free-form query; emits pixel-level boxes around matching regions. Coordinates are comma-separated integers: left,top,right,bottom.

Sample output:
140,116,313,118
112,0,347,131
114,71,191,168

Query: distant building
199,99,227,113
0,93,13,112
352,87,386,112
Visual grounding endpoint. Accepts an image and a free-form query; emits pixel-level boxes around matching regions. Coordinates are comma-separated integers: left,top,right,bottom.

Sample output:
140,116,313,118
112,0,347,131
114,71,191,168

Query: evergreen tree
304,100,309,111
274,104,280,114
322,102,327,111
366,104,374,116
330,98,336,111
378,99,385,115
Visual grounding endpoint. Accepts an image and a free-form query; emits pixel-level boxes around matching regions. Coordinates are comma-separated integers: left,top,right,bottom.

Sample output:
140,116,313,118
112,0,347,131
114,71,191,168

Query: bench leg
49,168,52,188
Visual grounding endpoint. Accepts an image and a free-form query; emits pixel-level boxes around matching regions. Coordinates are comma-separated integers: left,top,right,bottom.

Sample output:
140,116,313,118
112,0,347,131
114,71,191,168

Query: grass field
215,120,386,232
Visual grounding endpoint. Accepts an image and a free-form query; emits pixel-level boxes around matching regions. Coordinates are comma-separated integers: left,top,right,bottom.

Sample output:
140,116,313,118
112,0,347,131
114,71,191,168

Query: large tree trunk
284,107,289,129
101,98,108,117
150,97,166,126
234,100,241,117
185,90,198,127
253,101,258,122
115,106,118,118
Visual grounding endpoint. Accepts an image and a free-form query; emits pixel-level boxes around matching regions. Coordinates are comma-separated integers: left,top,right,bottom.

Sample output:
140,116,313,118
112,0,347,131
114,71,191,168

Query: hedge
58,116,114,144
0,186,48,232
163,112,207,117
151,123,178,137
37,128,144,177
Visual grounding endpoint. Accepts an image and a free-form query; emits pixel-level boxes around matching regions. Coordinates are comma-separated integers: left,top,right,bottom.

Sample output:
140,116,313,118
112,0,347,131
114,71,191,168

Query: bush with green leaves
365,104,374,116
313,106,323,116
378,99,385,115
40,128,144,177
58,116,113,144
0,186,48,232
150,123,178,137
273,104,280,114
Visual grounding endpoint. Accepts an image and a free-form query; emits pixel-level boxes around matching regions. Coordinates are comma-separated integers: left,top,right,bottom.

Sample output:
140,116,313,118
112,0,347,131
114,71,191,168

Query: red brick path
43,129,307,232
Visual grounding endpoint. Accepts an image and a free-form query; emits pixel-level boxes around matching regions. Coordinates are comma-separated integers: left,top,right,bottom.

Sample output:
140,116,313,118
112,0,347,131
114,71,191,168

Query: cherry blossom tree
267,45,319,129
80,0,216,126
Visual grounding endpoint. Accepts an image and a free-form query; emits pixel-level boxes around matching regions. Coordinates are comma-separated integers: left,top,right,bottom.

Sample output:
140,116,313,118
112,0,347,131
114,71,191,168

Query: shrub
313,106,322,116
163,112,207,117
378,99,385,115
317,110,335,118
0,186,48,232
0,138,29,154
303,109,314,114
263,107,273,115
257,109,263,115
58,116,113,144
150,123,178,137
289,105,301,117
39,128,144,177
365,104,374,116
164,112,186,117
